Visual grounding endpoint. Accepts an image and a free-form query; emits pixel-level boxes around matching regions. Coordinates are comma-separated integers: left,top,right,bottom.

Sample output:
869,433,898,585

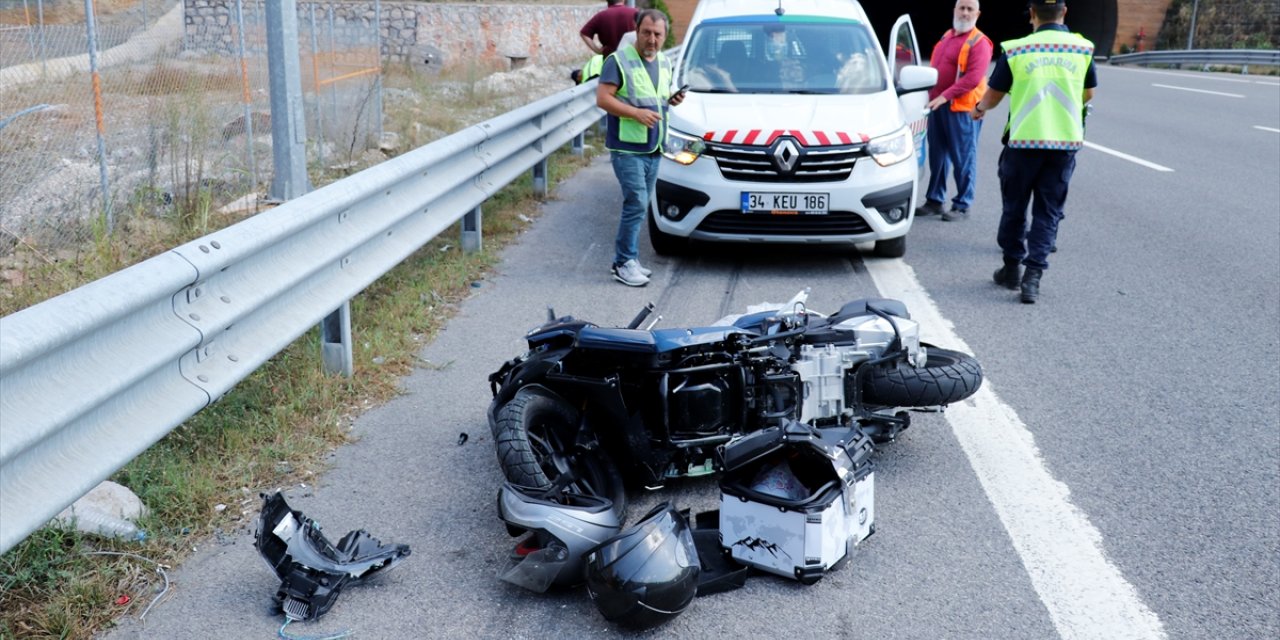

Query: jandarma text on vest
1022,57,1081,75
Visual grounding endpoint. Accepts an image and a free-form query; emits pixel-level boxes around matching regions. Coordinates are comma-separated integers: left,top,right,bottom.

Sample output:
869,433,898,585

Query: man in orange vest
916,0,993,222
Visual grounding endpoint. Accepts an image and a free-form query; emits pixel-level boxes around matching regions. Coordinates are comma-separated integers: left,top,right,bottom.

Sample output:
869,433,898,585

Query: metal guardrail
1108,49,1280,69
0,81,603,554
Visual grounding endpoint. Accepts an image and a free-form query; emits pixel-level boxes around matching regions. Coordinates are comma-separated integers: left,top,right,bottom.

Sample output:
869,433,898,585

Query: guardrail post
321,301,353,376
572,131,585,156
461,206,482,253
532,158,548,198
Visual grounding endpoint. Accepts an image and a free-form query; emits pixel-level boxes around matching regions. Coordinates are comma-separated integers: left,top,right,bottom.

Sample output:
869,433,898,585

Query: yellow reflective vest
1001,30,1094,150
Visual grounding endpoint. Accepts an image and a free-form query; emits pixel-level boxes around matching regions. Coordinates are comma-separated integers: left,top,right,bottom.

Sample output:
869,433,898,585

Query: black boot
1020,268,1043,304
993,262,1022,290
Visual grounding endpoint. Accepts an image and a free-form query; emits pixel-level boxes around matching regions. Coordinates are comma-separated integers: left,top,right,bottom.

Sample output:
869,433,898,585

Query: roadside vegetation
0,57,599,639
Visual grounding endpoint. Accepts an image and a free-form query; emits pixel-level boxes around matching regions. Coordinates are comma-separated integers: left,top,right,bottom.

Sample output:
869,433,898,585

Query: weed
0,144,598,640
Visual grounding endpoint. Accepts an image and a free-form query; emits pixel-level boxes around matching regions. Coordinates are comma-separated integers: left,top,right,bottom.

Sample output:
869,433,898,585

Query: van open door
885,15,935,169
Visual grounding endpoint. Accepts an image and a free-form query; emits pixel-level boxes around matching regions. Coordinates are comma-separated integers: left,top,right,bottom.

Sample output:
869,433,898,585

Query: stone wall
183,1,597,67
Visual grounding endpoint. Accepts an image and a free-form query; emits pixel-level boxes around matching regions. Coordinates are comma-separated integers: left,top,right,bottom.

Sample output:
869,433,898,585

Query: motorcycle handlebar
626,302,656,330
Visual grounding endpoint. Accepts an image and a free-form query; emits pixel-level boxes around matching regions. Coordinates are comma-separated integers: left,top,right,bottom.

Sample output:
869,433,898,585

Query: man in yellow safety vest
972,0,1096,304
596,9,684,286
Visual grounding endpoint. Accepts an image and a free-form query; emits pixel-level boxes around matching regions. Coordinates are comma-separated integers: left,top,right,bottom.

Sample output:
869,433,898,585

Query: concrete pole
266,0,310,201
1186,0,1200,50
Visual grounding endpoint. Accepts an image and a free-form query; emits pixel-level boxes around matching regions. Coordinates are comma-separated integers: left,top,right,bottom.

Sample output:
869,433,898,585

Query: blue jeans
610,151,660,266
925,108,982,211
996,147,1076,270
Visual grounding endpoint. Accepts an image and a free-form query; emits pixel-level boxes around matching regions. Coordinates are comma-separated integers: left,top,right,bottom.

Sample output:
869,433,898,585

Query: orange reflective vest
932,27,991,113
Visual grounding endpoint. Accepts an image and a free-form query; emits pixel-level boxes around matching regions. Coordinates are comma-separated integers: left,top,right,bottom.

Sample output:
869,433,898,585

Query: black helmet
584,503,700,629
496,482,623,592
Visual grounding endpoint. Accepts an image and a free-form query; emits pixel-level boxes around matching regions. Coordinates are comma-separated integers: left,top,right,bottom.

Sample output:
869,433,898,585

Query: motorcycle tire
492,387,628,514
862,345,983,407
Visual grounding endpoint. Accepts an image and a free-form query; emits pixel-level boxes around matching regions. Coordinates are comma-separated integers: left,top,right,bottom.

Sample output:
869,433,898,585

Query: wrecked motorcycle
486,290,982,510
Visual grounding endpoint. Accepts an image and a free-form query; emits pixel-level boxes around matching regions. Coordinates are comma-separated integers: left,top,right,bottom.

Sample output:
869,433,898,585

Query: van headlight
867,126,912,167
662,130,706,166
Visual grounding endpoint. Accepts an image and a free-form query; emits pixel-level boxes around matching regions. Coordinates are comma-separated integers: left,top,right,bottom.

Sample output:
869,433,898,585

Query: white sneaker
612,259,650,287
607,261,652,277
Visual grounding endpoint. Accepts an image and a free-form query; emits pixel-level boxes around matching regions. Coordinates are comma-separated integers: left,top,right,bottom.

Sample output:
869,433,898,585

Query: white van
652,0,936,257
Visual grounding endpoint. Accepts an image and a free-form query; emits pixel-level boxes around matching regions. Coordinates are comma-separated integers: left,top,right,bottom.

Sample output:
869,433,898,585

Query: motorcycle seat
577,326,746,353
577,327,659,353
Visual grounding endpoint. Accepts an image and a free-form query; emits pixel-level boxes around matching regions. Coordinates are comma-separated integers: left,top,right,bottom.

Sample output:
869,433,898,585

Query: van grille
707,141,865,183
697,210,873,236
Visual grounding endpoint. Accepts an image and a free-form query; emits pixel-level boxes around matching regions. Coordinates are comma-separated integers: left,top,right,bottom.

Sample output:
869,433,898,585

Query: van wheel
648,204,688,255
873,236,906,258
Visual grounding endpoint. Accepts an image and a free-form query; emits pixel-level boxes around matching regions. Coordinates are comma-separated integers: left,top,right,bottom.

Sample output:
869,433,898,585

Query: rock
56,480,148,522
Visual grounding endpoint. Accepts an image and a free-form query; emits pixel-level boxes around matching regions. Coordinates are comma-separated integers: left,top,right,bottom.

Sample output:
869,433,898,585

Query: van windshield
680,19,886,95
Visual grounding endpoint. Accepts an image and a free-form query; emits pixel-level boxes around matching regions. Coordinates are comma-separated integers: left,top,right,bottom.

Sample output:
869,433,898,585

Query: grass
0,59,599,638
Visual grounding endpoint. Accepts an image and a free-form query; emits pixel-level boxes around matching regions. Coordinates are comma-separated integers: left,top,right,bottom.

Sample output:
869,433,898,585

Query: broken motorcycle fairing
254,492,411,621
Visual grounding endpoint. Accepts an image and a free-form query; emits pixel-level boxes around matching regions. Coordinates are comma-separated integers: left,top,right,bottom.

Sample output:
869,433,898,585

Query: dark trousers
996,147,1076,270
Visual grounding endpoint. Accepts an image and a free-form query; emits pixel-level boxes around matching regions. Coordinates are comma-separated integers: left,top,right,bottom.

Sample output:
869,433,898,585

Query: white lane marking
865,260,1168,640
1082,141,1175,172
1256,81,1280,87
1102,65,1254,83
1254,126,1280,133
1151,83,1245,98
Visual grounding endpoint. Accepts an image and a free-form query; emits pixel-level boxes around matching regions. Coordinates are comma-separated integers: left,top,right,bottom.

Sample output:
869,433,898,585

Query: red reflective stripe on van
742,130,761,145
813,131,831,146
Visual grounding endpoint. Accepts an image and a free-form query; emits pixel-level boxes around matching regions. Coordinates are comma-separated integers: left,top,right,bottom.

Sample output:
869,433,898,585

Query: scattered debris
255,492,411,621
457,432,468,446
54,480,149,541
83,550,171,621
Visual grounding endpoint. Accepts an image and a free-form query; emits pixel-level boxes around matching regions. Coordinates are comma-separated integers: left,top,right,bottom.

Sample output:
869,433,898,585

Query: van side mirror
896,65,937,95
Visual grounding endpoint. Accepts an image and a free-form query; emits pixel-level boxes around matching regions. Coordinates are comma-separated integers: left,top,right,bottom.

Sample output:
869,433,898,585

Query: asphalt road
103,65,1279,640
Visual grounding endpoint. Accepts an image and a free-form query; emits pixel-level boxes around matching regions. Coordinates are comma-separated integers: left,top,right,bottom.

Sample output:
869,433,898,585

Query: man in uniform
918,0,992,222
596,9,684,286
971,0,1096,303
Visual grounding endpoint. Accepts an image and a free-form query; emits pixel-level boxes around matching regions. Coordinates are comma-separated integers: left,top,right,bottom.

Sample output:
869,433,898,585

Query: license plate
741,192,829,215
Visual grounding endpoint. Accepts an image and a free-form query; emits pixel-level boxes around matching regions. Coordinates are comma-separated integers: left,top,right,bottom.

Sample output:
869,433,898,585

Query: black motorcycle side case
689,509,749,596
718,422,874,584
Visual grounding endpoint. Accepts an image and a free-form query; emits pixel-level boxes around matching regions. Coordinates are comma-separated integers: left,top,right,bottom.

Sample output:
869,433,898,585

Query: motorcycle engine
790,315,921,422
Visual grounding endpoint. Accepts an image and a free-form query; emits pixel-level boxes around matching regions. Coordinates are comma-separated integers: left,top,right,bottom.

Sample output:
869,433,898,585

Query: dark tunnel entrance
863,0,1117,61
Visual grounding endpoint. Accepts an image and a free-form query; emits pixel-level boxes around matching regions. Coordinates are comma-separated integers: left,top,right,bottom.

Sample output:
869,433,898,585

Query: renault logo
772,138,801,173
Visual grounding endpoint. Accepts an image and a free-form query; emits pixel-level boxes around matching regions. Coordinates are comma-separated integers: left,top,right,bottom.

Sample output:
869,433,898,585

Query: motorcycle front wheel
492,388,627,514
862,345,983,407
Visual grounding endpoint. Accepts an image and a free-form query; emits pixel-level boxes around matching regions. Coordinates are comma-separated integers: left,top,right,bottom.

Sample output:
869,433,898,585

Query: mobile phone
677,84,690,94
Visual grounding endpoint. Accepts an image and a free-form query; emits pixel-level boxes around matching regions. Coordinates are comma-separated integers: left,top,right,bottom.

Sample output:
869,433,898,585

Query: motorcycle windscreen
501,543,572,593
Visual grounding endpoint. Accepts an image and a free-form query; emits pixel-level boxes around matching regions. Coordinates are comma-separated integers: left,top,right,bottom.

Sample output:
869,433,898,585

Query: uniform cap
1029,0,1065,6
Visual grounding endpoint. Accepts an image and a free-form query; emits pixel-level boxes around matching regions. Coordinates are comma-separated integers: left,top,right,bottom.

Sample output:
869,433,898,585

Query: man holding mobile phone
596,9,684,287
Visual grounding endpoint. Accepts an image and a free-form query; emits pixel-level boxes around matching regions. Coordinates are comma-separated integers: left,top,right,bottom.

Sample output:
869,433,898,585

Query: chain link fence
0,0,382,270
1157,0,1280,50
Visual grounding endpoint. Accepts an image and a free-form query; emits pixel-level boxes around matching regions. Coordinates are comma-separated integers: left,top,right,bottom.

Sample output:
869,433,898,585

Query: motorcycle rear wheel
862,345,983,407
493,388,627,514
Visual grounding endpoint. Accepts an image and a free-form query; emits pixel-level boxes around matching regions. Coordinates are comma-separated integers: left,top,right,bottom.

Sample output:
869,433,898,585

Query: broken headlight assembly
254,492,411,621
